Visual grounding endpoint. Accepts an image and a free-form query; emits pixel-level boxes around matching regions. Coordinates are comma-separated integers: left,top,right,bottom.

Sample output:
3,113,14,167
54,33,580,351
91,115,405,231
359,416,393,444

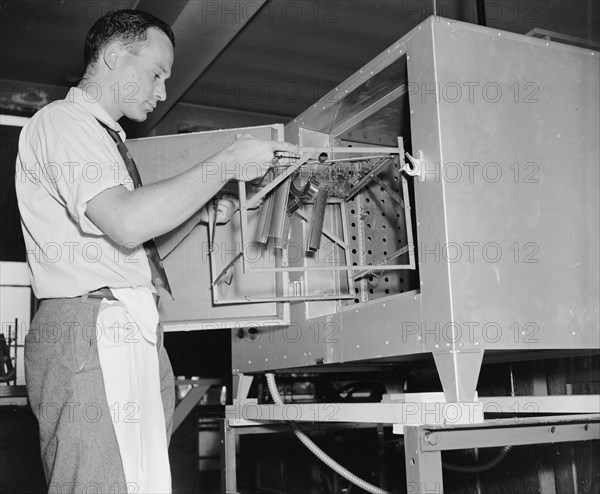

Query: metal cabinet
231,18,599,403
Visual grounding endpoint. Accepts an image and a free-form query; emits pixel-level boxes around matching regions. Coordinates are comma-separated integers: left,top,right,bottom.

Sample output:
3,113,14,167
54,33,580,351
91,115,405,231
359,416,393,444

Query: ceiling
1,0,598,137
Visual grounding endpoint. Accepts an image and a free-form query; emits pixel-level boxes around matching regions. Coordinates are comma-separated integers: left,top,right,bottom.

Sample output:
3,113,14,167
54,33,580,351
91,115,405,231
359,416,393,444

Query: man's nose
155,80,167,102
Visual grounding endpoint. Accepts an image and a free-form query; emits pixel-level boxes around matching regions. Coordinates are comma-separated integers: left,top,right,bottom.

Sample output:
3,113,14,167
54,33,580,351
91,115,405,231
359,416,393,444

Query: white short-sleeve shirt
16,87,153,298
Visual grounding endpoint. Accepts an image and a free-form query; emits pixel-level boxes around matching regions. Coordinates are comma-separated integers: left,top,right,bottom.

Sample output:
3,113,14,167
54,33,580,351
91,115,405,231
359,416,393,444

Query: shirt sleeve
31,105,134,236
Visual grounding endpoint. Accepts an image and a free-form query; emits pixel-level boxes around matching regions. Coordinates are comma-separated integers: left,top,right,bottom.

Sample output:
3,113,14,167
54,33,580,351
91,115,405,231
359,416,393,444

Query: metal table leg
221,419,239,494
404,425,443,494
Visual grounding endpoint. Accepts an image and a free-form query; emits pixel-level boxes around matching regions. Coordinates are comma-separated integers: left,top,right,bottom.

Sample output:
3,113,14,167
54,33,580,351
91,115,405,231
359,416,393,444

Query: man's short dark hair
84,10,175,69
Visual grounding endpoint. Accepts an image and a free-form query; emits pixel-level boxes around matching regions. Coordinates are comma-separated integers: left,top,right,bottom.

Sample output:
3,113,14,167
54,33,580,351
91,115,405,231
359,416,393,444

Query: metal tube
269,177,292,246
254,169,275,243
307,187,329,252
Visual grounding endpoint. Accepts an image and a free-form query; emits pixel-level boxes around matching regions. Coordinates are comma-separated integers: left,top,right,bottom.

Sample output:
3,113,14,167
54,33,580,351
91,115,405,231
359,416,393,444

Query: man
16,9,297,493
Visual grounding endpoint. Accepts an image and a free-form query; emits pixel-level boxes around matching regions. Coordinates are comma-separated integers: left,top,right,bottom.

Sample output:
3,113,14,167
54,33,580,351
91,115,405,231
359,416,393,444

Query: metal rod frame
209,144,416,302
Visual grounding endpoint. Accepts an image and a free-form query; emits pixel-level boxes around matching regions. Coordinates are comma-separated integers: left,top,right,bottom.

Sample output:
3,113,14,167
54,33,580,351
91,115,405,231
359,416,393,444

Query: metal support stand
220,419,238,494
222,393,600,493
403,414,600,494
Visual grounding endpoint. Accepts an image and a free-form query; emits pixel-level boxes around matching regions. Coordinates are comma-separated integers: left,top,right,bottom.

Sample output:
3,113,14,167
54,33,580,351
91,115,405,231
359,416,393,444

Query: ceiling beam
134,0,189,28
125,0,267,138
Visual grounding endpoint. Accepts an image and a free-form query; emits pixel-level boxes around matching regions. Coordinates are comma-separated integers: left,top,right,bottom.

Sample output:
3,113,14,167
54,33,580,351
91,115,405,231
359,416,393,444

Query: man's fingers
224,137,299,182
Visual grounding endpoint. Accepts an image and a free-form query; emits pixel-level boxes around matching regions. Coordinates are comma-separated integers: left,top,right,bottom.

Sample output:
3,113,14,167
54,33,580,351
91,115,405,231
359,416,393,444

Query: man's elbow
88,208,147,247
105,218,147,248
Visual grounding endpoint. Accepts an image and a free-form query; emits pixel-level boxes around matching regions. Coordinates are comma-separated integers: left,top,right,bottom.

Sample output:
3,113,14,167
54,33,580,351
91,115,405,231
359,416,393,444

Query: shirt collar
66,87,127,141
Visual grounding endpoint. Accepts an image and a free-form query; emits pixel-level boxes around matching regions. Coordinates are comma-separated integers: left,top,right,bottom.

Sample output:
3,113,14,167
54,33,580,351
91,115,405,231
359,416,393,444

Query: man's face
117,28,174,122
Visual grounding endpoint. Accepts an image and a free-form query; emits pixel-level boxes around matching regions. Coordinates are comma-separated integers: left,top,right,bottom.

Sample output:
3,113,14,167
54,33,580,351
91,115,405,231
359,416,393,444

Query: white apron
95,287,171,493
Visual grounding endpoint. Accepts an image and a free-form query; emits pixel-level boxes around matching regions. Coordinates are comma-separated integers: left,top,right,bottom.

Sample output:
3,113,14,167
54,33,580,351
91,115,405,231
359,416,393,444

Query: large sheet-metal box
231,18,599,402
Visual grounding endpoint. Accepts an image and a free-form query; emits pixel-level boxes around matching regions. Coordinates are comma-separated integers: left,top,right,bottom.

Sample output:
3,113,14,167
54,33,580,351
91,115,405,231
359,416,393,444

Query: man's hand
214,195,237,224
198,193,264,226
218,134,299,182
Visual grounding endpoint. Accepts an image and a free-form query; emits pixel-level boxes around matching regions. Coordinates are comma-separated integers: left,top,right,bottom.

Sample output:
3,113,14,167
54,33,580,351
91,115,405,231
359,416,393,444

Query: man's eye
154,73,160,79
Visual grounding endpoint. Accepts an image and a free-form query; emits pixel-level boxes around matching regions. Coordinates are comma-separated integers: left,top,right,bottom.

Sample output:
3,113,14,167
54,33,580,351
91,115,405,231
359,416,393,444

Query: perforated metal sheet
344,159,417,305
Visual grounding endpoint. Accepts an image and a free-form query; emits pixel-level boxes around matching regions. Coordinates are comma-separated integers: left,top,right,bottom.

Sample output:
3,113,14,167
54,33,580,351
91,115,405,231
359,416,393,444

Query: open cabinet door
127,124,289,331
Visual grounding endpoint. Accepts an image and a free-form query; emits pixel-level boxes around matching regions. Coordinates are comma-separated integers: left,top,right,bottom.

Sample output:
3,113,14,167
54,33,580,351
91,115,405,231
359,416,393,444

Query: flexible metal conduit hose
443,446,512,473
265,373,389,494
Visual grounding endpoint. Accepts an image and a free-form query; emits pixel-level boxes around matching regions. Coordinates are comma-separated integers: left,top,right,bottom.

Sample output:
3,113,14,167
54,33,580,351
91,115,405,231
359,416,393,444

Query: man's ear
102,41,123,70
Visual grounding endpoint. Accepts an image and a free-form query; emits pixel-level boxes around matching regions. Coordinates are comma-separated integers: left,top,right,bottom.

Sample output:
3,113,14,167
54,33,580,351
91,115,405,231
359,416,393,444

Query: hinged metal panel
127,125,289,330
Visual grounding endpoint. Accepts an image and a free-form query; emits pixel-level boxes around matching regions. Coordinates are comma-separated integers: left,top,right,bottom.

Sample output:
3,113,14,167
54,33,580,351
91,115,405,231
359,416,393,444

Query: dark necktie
97,121,173,297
